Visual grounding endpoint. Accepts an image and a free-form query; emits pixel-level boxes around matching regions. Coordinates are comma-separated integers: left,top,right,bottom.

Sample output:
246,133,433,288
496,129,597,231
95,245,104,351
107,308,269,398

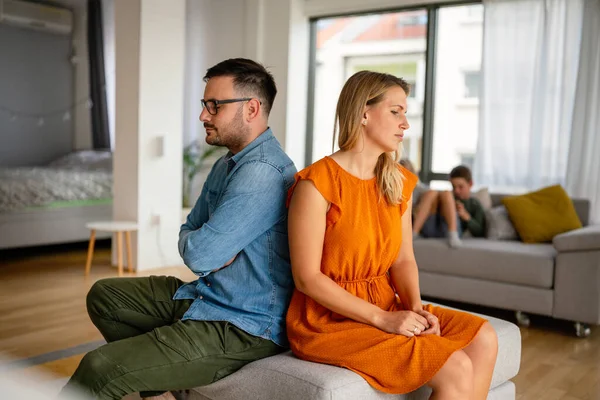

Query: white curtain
565,0,600,224
474,0,584,191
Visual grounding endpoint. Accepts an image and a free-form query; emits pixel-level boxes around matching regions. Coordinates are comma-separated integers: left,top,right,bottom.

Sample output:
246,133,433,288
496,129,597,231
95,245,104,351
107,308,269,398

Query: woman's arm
389,197,440,335
389,198,423,312
288,181,429,335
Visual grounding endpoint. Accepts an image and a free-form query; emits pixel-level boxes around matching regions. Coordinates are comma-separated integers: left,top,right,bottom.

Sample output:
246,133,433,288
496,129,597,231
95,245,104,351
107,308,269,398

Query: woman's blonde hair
333,71,411,205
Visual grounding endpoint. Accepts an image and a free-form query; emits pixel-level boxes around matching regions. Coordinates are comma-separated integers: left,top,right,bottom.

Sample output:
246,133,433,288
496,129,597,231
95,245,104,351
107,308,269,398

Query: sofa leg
515,311,531,327
574,322,591,338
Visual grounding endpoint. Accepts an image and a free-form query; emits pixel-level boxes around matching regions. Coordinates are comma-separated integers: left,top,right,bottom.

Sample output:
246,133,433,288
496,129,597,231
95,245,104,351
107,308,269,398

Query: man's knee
79,349,112,376
70,348,122,396
86,278,118,318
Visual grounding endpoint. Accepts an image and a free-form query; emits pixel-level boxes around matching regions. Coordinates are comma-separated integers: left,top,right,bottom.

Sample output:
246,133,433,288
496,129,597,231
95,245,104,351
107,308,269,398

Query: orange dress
286,156,486,394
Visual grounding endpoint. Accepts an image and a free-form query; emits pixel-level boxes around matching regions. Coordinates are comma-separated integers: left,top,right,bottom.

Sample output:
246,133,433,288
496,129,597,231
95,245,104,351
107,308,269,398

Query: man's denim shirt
176,129,297,347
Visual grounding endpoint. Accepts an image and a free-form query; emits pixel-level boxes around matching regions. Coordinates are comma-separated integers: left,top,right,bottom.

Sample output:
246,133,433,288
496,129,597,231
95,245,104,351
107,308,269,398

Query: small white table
85,221,138,277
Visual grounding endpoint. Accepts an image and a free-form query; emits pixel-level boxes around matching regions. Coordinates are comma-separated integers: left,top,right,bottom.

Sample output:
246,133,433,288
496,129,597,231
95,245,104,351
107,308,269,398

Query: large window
431,4,483,174
310,10,427,173
308,3,484,182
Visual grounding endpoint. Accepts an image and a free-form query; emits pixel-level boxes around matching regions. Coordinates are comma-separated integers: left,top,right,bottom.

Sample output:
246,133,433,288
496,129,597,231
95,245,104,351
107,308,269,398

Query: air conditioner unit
0,0,73,35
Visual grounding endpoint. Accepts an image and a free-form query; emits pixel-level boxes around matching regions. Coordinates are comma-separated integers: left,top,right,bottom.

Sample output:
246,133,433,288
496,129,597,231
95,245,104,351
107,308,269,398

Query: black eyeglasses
201,98,252,115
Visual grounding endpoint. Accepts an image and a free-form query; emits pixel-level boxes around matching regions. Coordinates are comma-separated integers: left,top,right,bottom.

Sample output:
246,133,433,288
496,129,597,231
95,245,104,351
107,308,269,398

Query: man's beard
205,107,249,151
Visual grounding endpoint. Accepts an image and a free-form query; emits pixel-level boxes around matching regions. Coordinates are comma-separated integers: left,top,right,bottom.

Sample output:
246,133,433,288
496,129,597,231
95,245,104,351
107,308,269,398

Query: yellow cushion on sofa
502,185,582,243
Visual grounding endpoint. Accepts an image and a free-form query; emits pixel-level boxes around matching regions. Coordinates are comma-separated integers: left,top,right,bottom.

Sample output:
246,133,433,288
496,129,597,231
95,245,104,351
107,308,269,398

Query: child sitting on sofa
448,165,486,240
402,162,485,248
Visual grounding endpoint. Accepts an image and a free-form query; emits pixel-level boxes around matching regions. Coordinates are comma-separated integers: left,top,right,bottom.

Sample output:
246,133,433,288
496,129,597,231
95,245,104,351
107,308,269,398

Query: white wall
184,0,246,147
183,0,247,202
138,0,186,269
113,0,186,270
112,0,141,267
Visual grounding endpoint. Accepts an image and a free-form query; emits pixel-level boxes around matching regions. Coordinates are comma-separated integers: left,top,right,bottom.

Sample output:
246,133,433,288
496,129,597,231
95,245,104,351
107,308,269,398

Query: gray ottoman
189,307,521,400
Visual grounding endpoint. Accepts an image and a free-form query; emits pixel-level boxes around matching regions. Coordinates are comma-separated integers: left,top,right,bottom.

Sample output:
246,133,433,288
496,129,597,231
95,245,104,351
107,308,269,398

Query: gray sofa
186,303,520,400
415,193,600,337
174,195,537,400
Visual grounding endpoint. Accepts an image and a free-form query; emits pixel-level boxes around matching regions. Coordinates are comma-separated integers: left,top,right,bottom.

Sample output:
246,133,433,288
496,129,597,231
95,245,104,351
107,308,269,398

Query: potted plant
182,142,224,208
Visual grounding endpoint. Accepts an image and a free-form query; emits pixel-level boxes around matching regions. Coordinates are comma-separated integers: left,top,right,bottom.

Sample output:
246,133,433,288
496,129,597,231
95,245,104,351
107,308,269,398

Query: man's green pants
62,276,285,400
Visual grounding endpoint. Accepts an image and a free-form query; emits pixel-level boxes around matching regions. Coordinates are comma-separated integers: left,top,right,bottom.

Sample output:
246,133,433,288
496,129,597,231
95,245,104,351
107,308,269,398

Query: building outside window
309,4,484,180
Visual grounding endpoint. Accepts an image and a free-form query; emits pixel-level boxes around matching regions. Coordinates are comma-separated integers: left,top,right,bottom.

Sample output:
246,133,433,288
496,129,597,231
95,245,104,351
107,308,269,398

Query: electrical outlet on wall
150,213,161,225
155,135,166,157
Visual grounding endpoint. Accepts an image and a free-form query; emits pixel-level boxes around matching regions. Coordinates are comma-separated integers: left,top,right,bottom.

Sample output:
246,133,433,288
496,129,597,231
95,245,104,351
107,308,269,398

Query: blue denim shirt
176,128,297,346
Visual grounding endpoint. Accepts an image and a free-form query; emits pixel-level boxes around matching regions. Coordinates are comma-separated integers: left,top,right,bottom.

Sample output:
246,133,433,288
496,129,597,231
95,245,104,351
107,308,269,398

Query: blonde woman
286,71,498,399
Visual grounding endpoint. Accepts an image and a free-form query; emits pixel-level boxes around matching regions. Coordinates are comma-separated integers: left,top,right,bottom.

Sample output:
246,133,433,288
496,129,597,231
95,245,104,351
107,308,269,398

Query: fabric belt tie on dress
336,273,388,304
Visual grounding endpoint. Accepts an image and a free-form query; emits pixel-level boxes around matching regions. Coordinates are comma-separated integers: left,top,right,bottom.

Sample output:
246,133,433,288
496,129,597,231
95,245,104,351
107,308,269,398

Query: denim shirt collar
224,128,275,170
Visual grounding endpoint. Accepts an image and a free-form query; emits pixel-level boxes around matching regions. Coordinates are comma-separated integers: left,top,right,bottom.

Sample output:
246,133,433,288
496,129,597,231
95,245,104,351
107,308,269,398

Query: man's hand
210,255,237,273
456,201,471,221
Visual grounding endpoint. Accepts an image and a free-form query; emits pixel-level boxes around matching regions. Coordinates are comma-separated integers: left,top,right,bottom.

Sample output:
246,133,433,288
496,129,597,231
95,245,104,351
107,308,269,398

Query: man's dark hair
449,165,473,183
204,58,277,116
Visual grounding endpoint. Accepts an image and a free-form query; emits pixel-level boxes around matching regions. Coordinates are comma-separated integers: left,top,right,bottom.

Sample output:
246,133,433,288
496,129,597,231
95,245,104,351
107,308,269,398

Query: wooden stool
85,221,138,277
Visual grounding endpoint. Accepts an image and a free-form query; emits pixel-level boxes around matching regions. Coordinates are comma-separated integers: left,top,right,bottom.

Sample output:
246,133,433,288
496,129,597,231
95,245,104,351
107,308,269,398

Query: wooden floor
1,242,599,399
0,241,195,360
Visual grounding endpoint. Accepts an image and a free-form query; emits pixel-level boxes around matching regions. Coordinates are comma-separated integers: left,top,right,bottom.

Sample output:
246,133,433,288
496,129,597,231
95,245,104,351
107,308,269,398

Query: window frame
305,0,483,183
345,54,422,97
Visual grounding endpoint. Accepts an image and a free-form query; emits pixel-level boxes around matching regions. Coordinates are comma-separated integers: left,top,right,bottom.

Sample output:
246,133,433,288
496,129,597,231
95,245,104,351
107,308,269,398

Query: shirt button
199,296,204,300
206,283,211,287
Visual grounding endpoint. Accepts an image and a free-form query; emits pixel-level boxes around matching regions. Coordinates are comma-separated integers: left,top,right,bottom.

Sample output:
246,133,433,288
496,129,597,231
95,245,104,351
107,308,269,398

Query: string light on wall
1,68,113,127
0,96,94,127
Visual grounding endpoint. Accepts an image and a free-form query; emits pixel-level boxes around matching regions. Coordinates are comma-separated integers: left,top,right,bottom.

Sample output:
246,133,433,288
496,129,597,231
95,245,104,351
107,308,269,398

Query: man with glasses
62,58,297,400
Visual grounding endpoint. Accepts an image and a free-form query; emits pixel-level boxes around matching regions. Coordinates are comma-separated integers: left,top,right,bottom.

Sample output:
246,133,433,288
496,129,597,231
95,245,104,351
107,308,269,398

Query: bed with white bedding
0,151,114,249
